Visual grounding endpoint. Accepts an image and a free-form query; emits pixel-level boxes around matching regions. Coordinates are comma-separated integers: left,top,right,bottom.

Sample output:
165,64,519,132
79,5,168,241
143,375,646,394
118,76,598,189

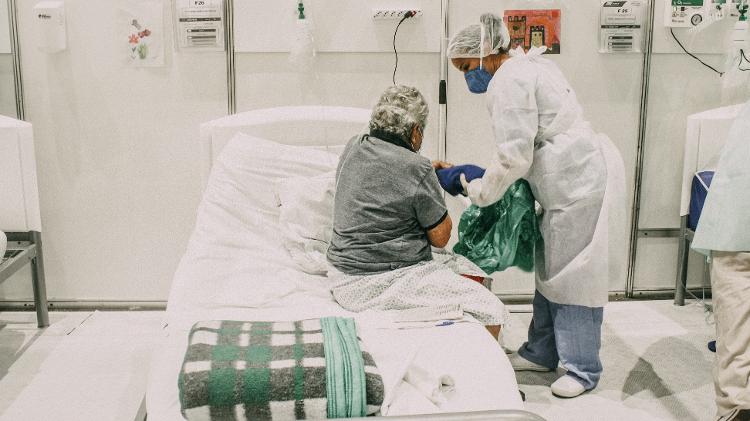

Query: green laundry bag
453,179,542,274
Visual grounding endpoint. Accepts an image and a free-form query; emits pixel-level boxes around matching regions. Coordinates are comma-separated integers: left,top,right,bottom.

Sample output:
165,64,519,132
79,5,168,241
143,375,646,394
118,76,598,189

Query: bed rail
338,410,546,421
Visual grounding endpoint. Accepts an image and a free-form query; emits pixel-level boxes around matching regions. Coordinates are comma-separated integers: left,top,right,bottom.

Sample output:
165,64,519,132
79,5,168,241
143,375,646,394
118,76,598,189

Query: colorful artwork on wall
119,1,165,67
504,9,561,54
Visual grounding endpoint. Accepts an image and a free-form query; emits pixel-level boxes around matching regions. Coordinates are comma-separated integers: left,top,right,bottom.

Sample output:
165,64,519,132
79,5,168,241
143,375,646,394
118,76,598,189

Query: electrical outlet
372,9,423,20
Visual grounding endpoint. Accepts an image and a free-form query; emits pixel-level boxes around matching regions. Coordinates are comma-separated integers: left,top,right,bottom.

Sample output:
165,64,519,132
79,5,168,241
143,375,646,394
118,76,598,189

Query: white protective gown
692,100,750,255
464,47,627,308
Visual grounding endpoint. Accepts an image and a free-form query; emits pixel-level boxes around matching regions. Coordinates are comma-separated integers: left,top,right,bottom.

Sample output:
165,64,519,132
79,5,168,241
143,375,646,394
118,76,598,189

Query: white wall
0,0,227,301
1,0,16,118
235,53,441,159
0,54,14,117
446,0,644,295
235,0,441,53
0,0,10,54
234,0,443,160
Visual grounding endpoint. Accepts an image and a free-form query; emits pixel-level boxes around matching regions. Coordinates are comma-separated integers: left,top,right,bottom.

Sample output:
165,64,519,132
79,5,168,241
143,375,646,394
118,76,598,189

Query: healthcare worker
447,13,626,398
692,101,750,421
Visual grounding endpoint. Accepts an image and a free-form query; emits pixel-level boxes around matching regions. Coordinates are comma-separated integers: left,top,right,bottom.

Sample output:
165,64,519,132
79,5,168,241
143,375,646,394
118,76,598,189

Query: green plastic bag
453,179,541,274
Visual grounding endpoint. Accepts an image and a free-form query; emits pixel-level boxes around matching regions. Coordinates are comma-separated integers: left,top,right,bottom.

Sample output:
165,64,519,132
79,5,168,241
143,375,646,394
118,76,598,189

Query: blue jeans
517,290,604,390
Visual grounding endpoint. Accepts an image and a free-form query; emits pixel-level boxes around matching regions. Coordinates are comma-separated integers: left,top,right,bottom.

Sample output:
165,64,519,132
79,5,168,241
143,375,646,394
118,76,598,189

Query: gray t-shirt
327,134,448,275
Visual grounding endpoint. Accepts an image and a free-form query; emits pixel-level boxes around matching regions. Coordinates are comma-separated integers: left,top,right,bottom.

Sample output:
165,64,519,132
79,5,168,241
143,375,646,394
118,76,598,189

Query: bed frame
135,399,546,421
137,107,546,421
0,231,49,327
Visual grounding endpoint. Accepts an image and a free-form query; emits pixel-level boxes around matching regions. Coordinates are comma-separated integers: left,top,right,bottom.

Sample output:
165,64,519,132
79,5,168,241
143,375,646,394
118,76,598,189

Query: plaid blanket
178,318,384,420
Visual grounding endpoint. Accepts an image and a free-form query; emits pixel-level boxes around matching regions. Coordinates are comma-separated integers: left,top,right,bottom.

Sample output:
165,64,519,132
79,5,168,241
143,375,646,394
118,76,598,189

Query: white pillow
207,133,340,215
167,134,340,313
275,171,336,275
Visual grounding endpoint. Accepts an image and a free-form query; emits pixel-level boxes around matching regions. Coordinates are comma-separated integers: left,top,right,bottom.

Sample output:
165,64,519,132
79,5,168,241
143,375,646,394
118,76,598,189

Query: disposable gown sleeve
466,70,539,207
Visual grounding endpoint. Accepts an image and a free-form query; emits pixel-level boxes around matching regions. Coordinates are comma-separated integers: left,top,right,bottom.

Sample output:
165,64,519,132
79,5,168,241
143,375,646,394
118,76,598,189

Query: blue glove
436,165,486,196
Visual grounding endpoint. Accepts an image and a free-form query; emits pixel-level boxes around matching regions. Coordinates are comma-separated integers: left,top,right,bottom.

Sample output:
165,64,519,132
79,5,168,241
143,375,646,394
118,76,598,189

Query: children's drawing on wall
504,9,561,54
118,1,165,67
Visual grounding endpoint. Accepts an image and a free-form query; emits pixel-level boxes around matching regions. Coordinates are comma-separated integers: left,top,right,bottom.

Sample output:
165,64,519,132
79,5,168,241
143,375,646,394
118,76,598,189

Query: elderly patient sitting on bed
326,85,506,339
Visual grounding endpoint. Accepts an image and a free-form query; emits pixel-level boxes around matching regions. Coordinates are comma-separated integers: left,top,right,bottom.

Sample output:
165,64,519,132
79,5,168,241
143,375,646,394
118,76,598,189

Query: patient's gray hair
369,85,429,140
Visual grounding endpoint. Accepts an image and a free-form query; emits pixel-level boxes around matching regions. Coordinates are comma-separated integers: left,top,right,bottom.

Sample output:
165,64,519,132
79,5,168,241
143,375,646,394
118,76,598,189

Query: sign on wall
174,0,225,52
504,9,562,54
599,0,647,53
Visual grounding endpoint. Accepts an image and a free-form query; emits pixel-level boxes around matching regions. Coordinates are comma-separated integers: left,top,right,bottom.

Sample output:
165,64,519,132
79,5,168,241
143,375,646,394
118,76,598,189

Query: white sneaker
551,375,586,398
508,353,554,372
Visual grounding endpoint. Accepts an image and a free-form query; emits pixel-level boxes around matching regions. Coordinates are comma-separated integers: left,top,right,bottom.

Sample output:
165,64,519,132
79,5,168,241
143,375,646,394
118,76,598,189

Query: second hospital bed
144,106,545,421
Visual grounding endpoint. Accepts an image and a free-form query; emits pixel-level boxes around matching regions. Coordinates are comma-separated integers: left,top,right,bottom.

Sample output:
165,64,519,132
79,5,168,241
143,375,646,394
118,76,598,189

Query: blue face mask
464,66,493,94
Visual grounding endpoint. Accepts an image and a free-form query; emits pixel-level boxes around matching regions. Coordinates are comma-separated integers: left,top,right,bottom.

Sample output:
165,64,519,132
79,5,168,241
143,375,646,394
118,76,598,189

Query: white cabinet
0,115,41,232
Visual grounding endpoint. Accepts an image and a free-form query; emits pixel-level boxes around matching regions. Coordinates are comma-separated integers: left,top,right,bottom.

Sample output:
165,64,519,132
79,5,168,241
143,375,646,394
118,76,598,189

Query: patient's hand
432,160,454,170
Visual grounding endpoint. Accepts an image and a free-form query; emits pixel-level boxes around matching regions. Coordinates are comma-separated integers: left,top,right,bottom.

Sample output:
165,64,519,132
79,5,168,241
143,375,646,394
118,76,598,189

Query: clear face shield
464,24,494,94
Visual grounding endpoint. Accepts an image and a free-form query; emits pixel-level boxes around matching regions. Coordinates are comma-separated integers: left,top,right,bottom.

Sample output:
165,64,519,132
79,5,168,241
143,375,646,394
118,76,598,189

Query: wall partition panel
633,0,732,293
0,0,227,302
0,0,18,118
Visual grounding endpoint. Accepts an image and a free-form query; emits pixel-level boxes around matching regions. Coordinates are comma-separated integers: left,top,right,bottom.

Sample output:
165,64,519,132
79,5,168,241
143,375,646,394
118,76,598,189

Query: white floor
503,300,716,421
0,300,715,421
0,310,164,421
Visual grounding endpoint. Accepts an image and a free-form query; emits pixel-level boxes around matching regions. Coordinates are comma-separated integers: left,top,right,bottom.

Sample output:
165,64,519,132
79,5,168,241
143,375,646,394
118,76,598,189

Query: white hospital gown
328,253,507,326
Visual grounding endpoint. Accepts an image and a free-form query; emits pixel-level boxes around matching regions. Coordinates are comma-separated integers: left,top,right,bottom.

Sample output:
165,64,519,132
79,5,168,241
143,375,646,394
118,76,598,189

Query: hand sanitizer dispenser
34,1,66,53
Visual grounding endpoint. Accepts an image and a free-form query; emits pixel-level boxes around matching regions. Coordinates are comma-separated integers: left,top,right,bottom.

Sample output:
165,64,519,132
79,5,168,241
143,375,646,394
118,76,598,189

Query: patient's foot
551,375,586,398
508,352,554,372
486,325,501,340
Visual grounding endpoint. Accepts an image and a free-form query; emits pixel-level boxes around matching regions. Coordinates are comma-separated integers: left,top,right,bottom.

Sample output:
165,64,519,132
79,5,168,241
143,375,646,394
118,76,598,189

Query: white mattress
146,133,523,419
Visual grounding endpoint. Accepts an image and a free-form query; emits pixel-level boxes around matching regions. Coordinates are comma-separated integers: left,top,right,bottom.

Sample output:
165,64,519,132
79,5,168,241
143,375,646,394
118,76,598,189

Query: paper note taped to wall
175,0,225,51
504,9,561,54
119,1,165,67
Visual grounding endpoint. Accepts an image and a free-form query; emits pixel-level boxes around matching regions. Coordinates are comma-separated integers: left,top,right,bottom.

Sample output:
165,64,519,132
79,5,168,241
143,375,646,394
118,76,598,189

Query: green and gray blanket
178,317,384,420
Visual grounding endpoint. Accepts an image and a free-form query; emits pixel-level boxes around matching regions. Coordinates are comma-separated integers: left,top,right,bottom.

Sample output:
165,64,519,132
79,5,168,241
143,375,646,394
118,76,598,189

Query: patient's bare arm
427,215,452,249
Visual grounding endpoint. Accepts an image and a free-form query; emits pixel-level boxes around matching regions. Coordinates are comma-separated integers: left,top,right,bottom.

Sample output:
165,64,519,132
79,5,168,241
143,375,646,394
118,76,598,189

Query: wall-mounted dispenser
33,1,66,53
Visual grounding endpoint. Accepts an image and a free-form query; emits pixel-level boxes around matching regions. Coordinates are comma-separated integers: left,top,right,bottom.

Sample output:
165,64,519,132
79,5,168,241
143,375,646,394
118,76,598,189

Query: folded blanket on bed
178,318,384,420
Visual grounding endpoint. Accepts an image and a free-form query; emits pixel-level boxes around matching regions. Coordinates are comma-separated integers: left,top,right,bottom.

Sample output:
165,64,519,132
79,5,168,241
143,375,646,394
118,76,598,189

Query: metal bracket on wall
637,228,681,238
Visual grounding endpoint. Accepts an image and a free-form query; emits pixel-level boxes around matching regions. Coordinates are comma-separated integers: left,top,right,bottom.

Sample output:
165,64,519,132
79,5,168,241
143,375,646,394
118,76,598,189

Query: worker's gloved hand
437,165,486,196
460,173,470,196
534,201,544,216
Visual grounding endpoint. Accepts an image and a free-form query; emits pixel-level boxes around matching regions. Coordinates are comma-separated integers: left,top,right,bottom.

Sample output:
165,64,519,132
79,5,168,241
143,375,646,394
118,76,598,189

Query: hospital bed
143,106,545,421
674,104,744,306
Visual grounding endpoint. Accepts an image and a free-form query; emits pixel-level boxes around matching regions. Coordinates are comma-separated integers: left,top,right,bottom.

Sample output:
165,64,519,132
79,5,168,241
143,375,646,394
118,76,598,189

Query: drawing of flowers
128,19,152,61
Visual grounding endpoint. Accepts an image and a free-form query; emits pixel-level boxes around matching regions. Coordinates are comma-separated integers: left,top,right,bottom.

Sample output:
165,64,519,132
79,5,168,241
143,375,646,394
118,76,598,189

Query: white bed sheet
147,133,523,419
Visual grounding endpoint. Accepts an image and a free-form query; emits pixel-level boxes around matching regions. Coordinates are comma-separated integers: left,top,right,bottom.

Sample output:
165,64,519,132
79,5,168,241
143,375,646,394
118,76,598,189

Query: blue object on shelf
708,340,716,353
688,170,715,231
